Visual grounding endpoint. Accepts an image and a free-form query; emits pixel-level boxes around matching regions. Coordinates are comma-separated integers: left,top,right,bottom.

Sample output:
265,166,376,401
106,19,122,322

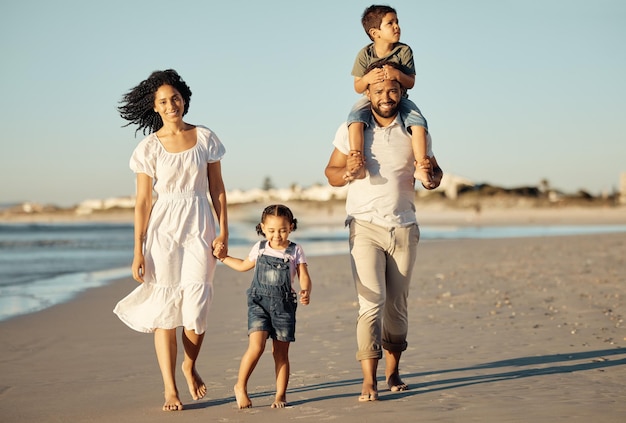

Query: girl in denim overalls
215,204,312,409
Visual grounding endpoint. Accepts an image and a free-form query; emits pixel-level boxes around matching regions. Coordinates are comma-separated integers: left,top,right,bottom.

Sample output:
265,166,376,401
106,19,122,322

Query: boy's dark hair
256,204,298,236
118,69,192,136
361,4,397,41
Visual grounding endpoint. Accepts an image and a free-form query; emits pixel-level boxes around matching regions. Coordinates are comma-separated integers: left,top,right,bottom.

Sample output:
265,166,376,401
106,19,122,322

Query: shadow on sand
187,347,626,409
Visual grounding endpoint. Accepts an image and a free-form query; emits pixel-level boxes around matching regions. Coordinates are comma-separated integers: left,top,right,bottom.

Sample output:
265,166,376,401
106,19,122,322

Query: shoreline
1,233,625,422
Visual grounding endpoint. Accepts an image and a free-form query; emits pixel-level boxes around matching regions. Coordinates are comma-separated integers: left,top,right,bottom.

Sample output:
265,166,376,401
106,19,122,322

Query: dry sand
1,225,625,422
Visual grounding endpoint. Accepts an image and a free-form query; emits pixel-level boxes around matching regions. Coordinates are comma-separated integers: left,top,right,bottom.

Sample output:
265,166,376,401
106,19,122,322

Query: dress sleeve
129,137,157,177
197,126,226,163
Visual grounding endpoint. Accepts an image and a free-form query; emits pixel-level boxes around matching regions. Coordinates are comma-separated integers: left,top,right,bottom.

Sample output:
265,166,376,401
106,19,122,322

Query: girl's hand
299,289,310,305
132,253,145,283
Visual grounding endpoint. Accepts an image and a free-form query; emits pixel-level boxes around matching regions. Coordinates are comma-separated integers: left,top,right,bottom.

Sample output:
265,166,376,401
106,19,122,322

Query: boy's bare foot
182,362,206,400
271,394,288,408
386,372,409,392
358,382,379,402
234,384,252,409
163,391,183,411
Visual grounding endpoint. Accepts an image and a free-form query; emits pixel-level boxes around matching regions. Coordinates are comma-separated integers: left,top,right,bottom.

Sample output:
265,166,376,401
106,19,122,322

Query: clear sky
1,0,625,206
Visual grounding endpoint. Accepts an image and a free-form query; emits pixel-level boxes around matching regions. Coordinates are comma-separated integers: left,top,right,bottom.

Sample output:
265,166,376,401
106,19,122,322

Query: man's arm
326,148,364,187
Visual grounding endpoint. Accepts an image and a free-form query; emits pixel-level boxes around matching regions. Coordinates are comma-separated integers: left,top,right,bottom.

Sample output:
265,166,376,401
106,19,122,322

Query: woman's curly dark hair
118,69,192,136
256,204,298,236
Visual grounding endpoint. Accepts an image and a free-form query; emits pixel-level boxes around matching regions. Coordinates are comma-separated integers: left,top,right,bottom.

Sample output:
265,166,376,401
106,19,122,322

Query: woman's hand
212,236,228,260
132,253,145,283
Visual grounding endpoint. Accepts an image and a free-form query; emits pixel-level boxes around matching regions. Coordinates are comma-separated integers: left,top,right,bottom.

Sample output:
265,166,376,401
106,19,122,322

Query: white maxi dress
114,125,225,334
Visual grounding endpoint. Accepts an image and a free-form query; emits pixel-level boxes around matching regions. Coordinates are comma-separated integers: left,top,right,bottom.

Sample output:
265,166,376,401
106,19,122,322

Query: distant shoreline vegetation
2,177,624,221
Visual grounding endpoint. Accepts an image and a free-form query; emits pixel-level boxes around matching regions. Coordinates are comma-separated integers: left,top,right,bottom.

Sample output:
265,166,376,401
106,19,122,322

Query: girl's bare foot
163,391,183,411
182,362,206,400
386,372,408,392
271,395,288,408
234,384,252,409
358,382,379,402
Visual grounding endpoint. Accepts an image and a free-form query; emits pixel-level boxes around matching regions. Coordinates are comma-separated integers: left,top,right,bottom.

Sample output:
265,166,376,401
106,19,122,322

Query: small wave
0,267,130,322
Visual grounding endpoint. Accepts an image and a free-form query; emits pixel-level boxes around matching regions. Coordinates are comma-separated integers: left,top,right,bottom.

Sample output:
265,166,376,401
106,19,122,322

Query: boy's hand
382,64,400,82
364,67,385,85
299,289,310,305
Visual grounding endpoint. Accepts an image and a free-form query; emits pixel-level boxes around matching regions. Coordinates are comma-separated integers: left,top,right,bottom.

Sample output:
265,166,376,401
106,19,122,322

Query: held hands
343,151,366,182
416,157,442,190
212,236,228,261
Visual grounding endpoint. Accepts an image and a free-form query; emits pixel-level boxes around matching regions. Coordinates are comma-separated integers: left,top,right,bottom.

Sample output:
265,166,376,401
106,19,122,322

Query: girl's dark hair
118,69,192,136
256,204,298,236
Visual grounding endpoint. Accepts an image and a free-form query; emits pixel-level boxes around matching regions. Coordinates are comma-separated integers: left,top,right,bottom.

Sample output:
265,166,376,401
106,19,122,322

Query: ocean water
1,221,626,322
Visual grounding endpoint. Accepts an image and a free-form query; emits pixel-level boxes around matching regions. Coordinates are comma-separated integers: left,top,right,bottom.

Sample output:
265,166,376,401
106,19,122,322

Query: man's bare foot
234,384,252,409
271,394,288,408
182,362,206,400
163,391,183,411
358,382,379,402
386,372,408,392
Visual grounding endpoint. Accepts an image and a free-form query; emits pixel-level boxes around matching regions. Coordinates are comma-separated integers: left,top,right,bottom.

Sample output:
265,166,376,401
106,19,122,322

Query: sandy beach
0,205,626,423
1,214,625,422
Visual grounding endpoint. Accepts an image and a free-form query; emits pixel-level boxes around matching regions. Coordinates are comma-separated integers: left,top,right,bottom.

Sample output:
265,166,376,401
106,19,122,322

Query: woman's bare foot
358,382,379,402
182,362,206,400
163,391,183,411
234,384,252,409
386,372,408,392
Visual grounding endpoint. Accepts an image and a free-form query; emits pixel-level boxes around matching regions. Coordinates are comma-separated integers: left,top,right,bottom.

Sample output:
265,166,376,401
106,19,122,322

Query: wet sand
1,228,625,422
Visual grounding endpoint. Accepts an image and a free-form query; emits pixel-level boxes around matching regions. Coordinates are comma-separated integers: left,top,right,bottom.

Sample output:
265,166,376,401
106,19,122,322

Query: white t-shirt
247,240,307,285
332,116,433,228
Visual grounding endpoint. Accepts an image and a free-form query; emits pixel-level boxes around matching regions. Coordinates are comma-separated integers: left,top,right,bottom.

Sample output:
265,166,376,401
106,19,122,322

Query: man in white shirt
325,62,443,402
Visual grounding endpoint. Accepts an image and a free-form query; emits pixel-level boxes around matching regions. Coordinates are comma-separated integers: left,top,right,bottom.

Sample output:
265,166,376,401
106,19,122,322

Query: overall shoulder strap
285,242,297,258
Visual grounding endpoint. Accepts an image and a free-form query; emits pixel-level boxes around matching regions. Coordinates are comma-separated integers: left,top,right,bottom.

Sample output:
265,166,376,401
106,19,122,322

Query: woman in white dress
113,69,228,411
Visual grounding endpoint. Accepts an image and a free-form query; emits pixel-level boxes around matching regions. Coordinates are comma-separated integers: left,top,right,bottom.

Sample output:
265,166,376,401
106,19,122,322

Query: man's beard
371,100,399,118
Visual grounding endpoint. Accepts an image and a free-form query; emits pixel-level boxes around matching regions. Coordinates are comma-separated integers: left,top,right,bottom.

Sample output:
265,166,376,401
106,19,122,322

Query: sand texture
1,232,625,422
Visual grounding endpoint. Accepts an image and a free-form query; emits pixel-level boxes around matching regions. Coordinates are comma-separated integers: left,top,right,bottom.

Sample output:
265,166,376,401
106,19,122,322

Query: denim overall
246,241,298,342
